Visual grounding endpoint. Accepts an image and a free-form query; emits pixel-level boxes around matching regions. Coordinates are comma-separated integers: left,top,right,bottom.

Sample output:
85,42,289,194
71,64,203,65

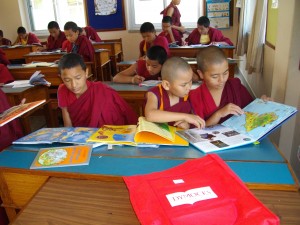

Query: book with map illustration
87,117,188,146
13,127,103,148
176,99,297,153
30,145,92,169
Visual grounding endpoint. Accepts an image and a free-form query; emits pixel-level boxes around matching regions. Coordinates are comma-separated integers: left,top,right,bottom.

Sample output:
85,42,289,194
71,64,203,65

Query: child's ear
197,69,204,80
161,80,170,90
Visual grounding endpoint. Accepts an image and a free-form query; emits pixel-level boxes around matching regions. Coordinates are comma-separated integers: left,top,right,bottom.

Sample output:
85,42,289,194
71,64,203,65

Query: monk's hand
261,95,273,102
174,121,190,130
183,114,205,129
20,98,26,105
132,75,145,84
218,103,244,118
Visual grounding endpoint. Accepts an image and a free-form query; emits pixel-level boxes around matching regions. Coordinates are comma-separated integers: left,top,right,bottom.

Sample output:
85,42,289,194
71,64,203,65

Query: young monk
139,22,169,58
185,16,233,46
0,30,12,46
57,53,138,127
158,16,182,46
80,26,101,42
62,21,94,62
144,57,205,129
13,26,41,45
113,46,167,84
190,46,270,126
0,48,14,84
46,21,66,51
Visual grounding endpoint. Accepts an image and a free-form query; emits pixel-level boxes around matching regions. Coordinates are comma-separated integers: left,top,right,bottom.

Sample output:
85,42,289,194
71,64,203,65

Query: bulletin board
206,0,231,29
85,0,126,31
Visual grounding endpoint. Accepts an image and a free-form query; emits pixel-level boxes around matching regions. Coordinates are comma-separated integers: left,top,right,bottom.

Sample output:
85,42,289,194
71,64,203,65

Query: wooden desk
10,177,300,225
1,45,39,60
23,52,66,63
94,49,111,81
93,41,123,75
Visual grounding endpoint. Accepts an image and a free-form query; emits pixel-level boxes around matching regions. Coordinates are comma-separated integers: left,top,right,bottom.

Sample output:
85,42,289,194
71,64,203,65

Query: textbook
176,99,298,153
3,71,51,88
0,99,45,127
30,145,92,169
13,127,103,148
87,117,188,146
23,62,57,68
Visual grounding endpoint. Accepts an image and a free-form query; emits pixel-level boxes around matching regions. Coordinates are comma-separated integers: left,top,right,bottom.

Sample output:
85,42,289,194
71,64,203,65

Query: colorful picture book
13,127,103,148
0,99,45,127
176,99,298,153
87,117,188,146
30,145,92,169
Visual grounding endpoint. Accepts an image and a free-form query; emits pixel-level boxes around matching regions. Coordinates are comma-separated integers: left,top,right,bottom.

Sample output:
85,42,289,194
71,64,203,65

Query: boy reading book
57,53,138,127
144,57,205,129
190,46,271,126
113,46,167,84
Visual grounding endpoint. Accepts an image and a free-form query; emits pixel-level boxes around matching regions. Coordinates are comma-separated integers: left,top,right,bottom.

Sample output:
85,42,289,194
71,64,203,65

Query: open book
0,99,45,127
176,99,298,153
4,71,51,88
30,145,92,169
13,127,103,148
87,117,188,146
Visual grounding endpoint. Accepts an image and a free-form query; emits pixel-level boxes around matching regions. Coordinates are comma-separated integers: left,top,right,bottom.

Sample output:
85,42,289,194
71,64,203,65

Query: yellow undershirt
200,34,210,44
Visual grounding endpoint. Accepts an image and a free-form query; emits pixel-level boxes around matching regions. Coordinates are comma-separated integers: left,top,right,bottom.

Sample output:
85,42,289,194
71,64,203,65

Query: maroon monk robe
0,37,12,46
185,27,233,46
0,89,23,151
136,59,161,80
46,31,66,51
160,3,182,28
15,32,41,45
0,49,14,84
139,36,170,58
58,81,138,127
189,78,253,123
62,35,95,62
158,28,183,46
83,26,101,42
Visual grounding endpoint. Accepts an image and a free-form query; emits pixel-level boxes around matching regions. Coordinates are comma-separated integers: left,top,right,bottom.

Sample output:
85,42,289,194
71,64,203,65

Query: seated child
144,57,205,129
57,53,138,127
185,16,233,46
13,26,41,45
0,30,12,46
45,21,66,51
158,16,182,46
0,48,14,84
190,46,270,126
80,26,101,42
62,21,95,62
113,46,167,84
139,22,170,58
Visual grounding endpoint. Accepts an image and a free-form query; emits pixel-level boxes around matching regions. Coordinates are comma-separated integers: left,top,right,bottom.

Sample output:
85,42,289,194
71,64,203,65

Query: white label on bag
166,186,218,207
173,179,184,184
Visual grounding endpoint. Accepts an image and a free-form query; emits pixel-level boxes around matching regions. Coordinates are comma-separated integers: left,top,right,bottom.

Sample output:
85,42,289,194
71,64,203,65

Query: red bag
123,154,279,225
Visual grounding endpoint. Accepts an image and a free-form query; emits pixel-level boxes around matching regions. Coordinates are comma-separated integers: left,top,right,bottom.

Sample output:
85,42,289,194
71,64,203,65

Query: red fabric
123,154,279,225
189,78,253,123
158,28,182,46
185,27,233,46
0,64,14,84
160,3,181,27
0,89,23,151
84,26,101,42
57,81,138,127
0,37,12,46
62,35,95,62
0,49,10,65
139,36,170,58
46,31,66,51
136,59,161,80
16,32,41,45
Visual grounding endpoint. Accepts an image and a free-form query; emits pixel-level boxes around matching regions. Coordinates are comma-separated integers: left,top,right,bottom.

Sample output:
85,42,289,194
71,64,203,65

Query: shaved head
161,57,192,82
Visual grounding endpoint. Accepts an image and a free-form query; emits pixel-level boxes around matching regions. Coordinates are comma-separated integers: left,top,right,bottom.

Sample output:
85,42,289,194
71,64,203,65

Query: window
128,0,204,31
26,0,86,32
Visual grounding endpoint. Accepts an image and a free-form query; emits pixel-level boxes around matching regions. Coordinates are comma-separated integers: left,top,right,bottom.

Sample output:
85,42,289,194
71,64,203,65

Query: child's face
64,29,79,43
60,65,88,97
172,0,181,5
18,33,27,40
145,58,162,76
162,22,172,33
48,28,60,39
200,60,229,91
141,32,156,43
197,25,209,35
168,68,193,98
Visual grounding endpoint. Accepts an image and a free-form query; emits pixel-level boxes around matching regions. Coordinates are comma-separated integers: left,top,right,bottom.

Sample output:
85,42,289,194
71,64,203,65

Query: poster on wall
85,0,126,31
206,0,231,29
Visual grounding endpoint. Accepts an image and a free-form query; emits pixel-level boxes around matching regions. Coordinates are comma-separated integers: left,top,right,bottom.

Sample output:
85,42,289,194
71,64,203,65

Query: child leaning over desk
57,53,138,127
189,46,271,126
144,57,205,130
113,46,167,84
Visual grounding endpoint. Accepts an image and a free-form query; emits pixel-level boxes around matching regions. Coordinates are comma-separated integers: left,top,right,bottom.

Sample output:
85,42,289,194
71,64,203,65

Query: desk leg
110,56,117,76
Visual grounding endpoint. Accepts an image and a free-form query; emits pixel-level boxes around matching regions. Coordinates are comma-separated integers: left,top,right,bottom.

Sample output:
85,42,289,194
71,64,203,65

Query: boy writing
158,16,182,46
113,46,167,84
144,57,205,129
57,53,138,127
13,26,41,45
62,21,95,62
45,21,66,51
190,46,270,126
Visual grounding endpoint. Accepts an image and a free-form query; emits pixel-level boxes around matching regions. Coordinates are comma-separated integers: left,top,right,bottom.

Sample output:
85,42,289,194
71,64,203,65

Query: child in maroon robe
45,21,66,51
13,26,41,45
144,57,205,129
139,22,170,58
57,53,138,127
158,16,183,46
0,48,14,84
113,46,167,84
62,21,95,62
80,26,101,43
189,46,270,126
185,16,233,46
0,30,12,46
